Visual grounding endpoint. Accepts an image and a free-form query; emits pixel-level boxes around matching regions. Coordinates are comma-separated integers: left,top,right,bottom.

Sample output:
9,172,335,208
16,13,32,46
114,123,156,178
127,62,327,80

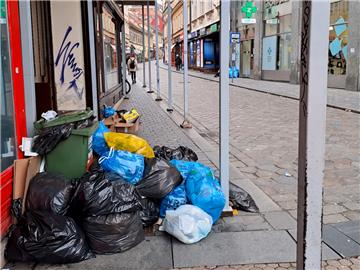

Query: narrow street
138,61,360,224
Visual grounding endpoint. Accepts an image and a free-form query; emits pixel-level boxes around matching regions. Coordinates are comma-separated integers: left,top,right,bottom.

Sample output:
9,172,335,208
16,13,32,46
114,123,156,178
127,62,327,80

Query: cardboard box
13,156,41,214
103,115,140,134
114,117,140,134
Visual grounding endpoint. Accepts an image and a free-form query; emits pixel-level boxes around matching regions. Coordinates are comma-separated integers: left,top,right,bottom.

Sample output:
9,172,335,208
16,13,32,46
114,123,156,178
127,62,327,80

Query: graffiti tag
55,26,84,99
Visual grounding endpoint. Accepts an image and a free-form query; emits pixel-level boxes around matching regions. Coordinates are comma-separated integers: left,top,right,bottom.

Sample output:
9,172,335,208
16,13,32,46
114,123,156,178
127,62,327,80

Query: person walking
127,53,138,84
175,54,182,71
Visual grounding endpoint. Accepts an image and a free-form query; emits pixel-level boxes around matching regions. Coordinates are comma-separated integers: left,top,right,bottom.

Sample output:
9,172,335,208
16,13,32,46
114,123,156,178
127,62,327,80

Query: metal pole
167,0,173,112
121,22,128,99
219,0,231,211
19,0,36,135
155,0,162,101
180,0,191,128
147,0,153,93
296,1,330,269
142,5,146,88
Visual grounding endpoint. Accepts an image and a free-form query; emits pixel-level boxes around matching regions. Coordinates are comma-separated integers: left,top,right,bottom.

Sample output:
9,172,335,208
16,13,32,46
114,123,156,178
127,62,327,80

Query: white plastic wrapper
163,204,213,244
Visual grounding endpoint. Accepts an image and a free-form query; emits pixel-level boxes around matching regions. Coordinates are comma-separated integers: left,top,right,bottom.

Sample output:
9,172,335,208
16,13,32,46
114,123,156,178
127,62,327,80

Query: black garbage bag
71,170,142,217
139,198,160,227
82,212,144,254
153,145,198,161
32,124,73,155
11,198,23,221
229,183,259,213
5,211,94,263
136,158,182,199
26,172,75,215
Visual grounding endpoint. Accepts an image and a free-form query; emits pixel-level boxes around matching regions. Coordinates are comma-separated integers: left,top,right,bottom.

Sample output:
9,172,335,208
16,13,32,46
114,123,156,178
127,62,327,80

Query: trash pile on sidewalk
5,108,258,264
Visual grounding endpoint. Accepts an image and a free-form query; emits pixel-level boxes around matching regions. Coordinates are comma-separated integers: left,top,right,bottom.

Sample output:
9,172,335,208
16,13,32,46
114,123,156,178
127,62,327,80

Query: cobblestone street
172,257,360,270
138,61,360,224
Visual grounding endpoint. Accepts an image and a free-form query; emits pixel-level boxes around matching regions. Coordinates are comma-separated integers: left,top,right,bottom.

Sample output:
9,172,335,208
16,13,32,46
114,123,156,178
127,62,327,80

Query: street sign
230,32,241,44
0,0,6,24
241,18,256,24
241,1,257,19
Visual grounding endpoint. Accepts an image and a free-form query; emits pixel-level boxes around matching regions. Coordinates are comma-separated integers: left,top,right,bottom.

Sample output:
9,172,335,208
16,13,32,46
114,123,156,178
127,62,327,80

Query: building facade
230,0,359,91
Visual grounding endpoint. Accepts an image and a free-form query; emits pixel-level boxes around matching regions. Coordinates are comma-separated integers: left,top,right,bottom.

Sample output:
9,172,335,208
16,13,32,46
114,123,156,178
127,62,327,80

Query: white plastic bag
163,204,212,244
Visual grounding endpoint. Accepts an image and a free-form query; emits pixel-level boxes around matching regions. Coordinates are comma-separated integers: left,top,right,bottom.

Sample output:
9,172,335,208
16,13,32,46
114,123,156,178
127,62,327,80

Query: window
328,0,348,76
102,8,119,90
262,14,292,71
1,2,16,171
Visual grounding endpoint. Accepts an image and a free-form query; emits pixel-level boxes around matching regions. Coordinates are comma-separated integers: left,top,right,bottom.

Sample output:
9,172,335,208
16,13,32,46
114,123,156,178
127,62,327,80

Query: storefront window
328,0,348,76
263,14,292,71
102,8,119,90
1,0,16,171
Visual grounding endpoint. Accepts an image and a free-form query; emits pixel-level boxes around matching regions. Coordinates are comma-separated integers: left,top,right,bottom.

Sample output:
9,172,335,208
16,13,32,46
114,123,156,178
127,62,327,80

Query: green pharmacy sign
241,1,257,19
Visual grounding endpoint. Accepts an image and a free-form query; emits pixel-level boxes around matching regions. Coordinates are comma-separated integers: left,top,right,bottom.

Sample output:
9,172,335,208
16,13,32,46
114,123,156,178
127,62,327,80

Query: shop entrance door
241,40,252,77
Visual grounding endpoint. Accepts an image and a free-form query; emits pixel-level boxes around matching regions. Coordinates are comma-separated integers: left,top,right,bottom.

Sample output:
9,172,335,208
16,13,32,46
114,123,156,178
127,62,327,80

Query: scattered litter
5,211,94,263
154,145,198,161
163,204,212,244
284,171,292,177
41,110,57,121
136,158,182,199
99,149,144,185
229,182,259,213
104,132,155,158
19,137,38,157
26,172,75,215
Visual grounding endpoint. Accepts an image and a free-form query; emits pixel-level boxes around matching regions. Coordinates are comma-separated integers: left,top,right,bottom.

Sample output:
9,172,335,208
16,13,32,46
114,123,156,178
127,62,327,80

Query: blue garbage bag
170,160,225,223
99,149,144,185
92,121,110,156
102,106,116,118
169,160,196,180
229,67,233,78
159,183,187,218
185,163,225,223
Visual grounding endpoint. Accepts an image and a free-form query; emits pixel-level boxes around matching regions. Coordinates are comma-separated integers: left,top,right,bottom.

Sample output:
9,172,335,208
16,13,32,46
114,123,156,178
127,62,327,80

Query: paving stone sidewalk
172,256,360,270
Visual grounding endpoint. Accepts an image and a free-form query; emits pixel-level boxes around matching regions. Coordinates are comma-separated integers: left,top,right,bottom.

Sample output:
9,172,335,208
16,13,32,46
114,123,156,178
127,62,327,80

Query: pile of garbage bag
6,127,259,264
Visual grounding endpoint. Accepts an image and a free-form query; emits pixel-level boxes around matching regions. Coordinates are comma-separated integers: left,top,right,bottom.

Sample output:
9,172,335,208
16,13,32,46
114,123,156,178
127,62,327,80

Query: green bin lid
71,121,99,136
34,109,93,131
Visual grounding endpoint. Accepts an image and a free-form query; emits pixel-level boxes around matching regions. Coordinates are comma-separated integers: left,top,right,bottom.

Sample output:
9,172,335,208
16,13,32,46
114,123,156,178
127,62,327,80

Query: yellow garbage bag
104,132,155,158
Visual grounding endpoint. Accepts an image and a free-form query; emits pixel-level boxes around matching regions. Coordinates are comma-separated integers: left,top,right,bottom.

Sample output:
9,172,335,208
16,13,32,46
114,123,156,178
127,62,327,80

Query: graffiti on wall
55,26,84,100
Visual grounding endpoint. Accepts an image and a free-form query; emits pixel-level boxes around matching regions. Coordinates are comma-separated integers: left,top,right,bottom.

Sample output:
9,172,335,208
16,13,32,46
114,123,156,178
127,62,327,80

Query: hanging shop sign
241,1,257,24
262,36,277,70
0,0,5,24
210,23,218,33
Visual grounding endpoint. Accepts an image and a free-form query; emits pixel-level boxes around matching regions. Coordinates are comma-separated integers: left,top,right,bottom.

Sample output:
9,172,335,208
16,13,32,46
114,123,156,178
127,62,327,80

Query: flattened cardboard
22,156,41,213
13,159,30,200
